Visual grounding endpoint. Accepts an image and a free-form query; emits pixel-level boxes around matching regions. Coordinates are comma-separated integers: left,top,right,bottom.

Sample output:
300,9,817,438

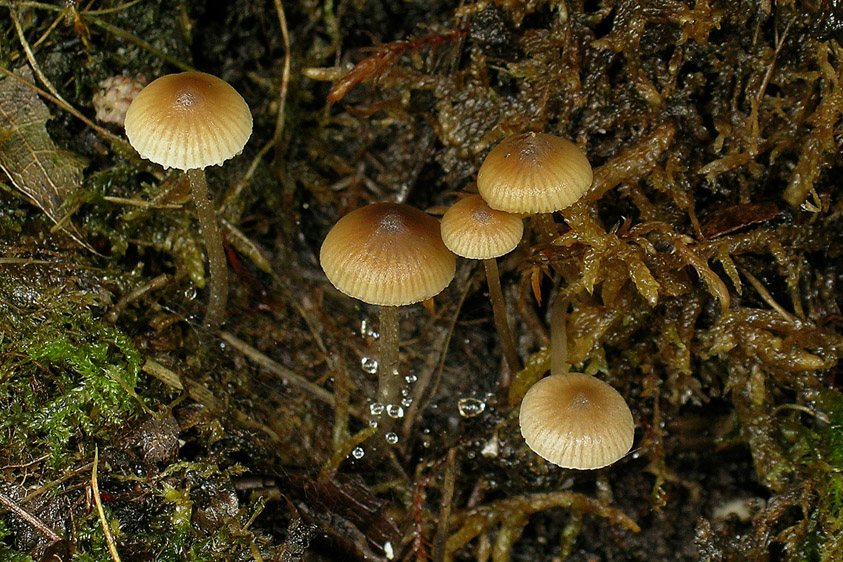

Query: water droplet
404,374,417,384
351,446,365,459
384,541,395,560
386,404,404,418
369,420,379,428
361,357,378,374
369,402,385,416
401,388,409,396
385,432,399,445
401,397,412,408
458,398,486,418
361,319,379,338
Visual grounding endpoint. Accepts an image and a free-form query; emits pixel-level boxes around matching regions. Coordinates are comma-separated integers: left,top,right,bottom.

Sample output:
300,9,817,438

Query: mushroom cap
519,373,634,470
477,132,593,214
320,202,456,306
124,71,252,171
440,195,524,260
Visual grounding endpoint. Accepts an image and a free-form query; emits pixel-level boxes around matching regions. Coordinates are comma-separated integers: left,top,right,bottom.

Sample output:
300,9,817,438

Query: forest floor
2,1,843,561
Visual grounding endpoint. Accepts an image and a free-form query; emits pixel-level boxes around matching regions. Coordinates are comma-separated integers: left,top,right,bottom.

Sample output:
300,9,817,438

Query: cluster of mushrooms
120,70,632,470
321,131,635,470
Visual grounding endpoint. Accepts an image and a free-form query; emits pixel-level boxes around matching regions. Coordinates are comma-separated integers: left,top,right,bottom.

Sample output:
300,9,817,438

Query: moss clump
0,271,142,467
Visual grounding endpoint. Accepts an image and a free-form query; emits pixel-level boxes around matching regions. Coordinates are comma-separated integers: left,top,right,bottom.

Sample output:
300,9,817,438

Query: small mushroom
477,132,592,241
477,132,593,214
518,297,634,470
320,202,456,410
440,194,523,377
124,71,252,329
519,372,634,470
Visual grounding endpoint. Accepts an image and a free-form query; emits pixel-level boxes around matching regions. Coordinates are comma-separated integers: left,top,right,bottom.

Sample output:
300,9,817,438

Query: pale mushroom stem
483,258,520,378
550,296,570,376
188,168,228,330
378,305,401,408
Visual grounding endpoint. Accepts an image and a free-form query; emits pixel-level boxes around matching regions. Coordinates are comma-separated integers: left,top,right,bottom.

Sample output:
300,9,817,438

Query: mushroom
124,71,252,329
477,132,592,239
518,297,634,469
440,194,523,377
320,202,456,411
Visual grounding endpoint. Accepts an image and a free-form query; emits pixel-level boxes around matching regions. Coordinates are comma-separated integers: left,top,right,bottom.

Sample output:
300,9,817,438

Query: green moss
0,273,141,467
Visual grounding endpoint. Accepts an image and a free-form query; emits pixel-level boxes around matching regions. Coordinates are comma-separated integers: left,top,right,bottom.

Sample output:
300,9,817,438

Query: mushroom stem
483,258,520,378
188,168,228,329
378,305,401,408
550,296,570,376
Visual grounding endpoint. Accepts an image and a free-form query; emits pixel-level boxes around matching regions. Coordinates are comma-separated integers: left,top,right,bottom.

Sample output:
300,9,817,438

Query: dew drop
351,446,365,459
386,404,404,418
401,397,413,408
361,357,378,374
369,402,385,416
404,374,417,384
458,398,486,418
385,432,399,445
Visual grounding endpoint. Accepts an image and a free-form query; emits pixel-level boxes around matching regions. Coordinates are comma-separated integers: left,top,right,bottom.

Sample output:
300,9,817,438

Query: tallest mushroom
124,71,253,329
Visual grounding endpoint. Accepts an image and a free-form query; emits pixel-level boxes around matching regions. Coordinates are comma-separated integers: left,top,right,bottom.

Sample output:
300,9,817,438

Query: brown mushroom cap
320,202,456,306
124,71,252,171
440,195,524,260
477,132,592,214
519,373,634,470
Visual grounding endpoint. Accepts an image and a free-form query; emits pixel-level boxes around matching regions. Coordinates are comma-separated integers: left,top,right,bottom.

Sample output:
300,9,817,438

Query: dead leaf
0,67,89,247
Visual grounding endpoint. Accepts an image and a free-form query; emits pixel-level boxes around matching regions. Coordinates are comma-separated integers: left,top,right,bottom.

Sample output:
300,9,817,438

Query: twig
220,0,291,214
84,0,144,15
402,273,472,436
737,264,798,324
11,9,76,118
0,67,122,145
105,273,171,323
92,448,122,562
0,491,62,542
432,448,457,562
220,331,358,416
84,15,194,72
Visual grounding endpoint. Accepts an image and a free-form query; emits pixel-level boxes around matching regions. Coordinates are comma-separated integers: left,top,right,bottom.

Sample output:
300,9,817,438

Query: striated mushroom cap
519,373,634,470
477,132,592,214
440,194,524,260
124,71,252,171
320,202,456,306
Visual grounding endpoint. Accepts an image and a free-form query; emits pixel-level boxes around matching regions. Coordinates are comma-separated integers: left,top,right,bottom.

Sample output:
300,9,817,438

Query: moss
0,272,141,467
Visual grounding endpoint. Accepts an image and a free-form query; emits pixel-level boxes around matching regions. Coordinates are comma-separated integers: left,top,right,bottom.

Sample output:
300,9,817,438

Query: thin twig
220,331,361,417
92,448,122,562
11,9,75,115
0,67,122,145
84,0,144,15
84,15,194,72
402,274,472,437
737,265,798,324
432,448,457,562
0,491,62,542
220,0,291,214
